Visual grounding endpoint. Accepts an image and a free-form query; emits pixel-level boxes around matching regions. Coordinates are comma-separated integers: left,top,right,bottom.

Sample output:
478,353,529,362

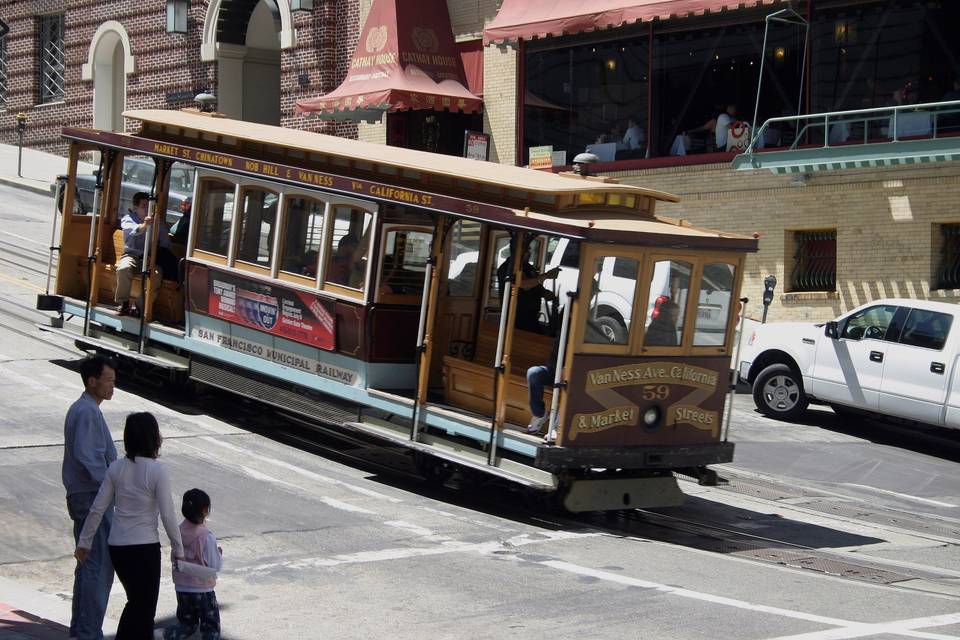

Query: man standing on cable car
116,192,171,317
496,239,561,333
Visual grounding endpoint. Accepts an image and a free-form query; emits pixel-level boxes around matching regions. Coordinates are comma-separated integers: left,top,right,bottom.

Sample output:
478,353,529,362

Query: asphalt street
1,183,960,639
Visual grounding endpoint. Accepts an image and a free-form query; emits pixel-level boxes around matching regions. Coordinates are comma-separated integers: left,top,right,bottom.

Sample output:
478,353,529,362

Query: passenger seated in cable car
328,234,365,289
644,299,681,346
496,241,561,334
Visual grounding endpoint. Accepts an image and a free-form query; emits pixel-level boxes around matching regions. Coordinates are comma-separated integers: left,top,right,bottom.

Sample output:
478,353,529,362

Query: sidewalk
0,142,96,197
0,577,119,640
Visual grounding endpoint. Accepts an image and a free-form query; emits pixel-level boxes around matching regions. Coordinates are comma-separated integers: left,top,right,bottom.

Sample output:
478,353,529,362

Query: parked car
53,157,194,227
738,298,960,429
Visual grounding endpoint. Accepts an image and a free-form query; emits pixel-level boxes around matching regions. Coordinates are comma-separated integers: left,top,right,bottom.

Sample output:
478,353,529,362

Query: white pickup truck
738,298,960,428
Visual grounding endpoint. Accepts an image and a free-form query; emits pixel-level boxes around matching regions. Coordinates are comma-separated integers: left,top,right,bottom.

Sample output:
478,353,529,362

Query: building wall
612,162,960,323
0,0,361,153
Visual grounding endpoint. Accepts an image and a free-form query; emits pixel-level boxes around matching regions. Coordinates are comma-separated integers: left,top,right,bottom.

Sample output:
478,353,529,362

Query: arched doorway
203,0,290,125
82,21,136,131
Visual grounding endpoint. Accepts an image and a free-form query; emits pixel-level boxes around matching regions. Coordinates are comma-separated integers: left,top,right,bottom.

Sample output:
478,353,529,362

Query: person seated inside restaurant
616,116,646,160
714,103,739,151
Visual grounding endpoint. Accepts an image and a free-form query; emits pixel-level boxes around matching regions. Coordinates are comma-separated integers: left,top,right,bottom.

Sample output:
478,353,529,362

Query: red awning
296,0,482,119
483,0,784,45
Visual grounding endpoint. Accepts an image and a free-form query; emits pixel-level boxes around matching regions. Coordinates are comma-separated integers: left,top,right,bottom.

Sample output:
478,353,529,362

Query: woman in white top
77,412,184,639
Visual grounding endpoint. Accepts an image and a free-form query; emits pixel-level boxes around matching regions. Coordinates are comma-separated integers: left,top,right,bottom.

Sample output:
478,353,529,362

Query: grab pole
546,291,575,443
410,259,434,441
44,179,63,294
82,154,107,337
724,297,749,443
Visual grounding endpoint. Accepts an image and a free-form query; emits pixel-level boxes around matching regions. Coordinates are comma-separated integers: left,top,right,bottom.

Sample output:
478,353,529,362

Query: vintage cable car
38,109,757,511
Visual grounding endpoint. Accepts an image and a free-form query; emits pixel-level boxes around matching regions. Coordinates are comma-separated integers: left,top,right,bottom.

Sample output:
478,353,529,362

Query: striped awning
483,0,785,45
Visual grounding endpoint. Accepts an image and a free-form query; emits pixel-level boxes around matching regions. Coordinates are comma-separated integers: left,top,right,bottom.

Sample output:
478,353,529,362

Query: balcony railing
734,100,960,173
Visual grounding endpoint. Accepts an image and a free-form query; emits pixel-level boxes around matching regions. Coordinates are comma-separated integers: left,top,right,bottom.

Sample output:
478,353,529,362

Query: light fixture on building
605,58,617,71
291,0,314,11
774,47,786,61
194,91,217,113
166,0,188,34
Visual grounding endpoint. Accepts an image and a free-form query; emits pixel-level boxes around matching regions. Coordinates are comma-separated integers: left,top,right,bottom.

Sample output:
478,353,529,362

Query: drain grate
732,548,915,584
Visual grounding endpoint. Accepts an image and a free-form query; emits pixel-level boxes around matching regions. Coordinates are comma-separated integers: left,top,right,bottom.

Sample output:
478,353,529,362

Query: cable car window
694,263,736,346
643,260,692,347
236,188,278,267
584,256,637,345
446,219,481,297
490,236,542,301
326,206,372,290
380,229,431,296
194,179,235,256
280,196,325,278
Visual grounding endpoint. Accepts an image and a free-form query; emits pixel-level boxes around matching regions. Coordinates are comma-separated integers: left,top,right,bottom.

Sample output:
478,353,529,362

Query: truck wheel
752,363,808,420
596,315,627,343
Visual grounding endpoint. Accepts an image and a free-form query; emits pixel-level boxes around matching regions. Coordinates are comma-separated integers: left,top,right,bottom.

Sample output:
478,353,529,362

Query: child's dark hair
182,488,211,524
123,412,162,461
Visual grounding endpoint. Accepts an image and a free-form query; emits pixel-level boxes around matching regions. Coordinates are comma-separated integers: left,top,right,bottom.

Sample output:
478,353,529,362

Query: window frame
38,13,65,104
572,245,745,357
187,170,379,304
374,223,435,305
275,190,329,288
320,200,378,303
233,183,281,277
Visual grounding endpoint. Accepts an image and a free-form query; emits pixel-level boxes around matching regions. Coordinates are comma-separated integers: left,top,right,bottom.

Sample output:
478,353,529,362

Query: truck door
878,308,954,425
808,304,899,409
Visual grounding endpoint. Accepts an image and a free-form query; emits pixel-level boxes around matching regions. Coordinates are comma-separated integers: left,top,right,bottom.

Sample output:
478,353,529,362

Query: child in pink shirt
163,489,223,640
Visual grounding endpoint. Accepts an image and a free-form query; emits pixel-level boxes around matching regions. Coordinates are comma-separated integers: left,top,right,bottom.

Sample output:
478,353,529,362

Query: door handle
931,362,945,374
869,351,884,363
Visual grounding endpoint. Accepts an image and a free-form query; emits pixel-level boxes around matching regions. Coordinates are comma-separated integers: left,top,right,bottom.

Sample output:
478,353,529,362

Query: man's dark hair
79,355,116,388
181,488,211,525
123,412,162,461
132,192,150,207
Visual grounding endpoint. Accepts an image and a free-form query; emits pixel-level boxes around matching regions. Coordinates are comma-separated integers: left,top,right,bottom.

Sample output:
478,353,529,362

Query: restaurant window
810,1,960,133
788,230,836,293
195,179,235,256
643,259,692,348
523,37,649,165
325,206,372,291
447,219,482,297
651,21,801,158
280,196,325,279
236,188,278,267
694,263,736,346
379,228,432,297
934,223,960,290
38,14,65,104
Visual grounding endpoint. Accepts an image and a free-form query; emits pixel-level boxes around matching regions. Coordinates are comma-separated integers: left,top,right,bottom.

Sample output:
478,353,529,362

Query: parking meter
761,274,777,323
15,112,27,178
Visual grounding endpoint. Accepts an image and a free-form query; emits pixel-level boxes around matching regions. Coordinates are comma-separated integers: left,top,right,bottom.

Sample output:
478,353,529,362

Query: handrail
743,99,960,156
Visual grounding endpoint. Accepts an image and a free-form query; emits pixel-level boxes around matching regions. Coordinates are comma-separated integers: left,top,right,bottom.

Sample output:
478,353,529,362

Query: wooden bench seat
96,229,184,320
442,320,555,426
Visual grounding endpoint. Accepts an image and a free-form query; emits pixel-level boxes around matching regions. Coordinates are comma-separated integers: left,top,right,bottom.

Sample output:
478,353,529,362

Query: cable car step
36,324,188,371
342,418,557,489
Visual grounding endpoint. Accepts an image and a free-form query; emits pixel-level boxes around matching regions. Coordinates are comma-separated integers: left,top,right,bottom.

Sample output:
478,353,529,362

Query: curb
0,176,53,197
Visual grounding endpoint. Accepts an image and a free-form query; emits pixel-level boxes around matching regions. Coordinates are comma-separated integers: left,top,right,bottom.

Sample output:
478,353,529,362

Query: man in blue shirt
63,355,118,640
116,192,173,317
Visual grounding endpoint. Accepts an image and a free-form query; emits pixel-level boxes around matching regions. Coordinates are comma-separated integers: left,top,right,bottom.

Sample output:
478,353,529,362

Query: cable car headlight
643,406,662,427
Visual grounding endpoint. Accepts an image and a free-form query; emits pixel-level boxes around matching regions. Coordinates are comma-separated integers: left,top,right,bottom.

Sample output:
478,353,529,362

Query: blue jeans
526,364,555,418
67,491,114,640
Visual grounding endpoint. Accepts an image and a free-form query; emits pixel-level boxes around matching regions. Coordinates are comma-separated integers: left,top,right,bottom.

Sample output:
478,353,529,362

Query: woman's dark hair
123,412,162,461
181,488,211,524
